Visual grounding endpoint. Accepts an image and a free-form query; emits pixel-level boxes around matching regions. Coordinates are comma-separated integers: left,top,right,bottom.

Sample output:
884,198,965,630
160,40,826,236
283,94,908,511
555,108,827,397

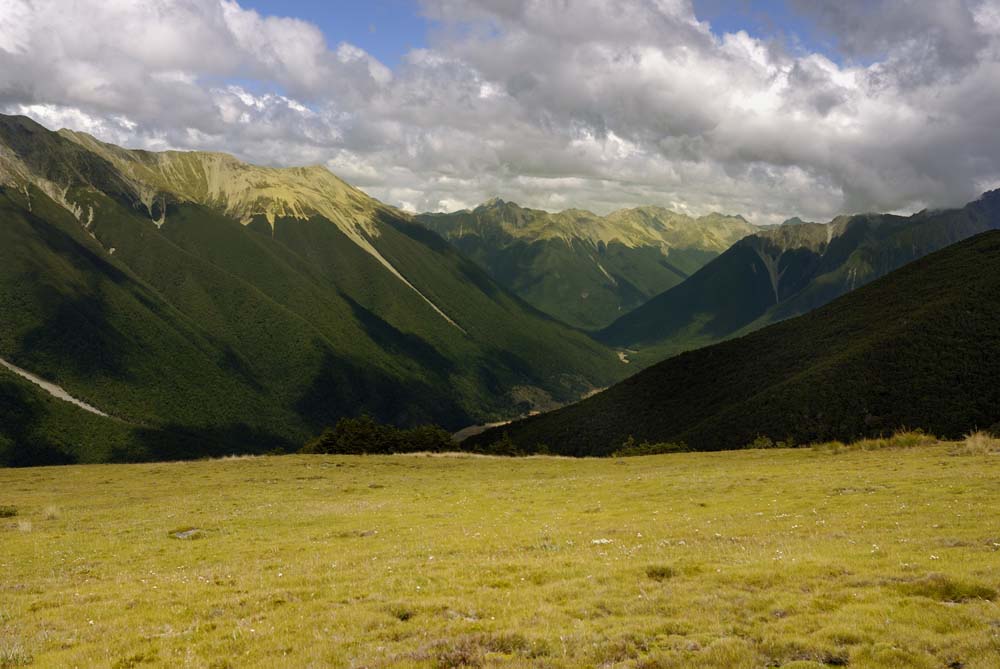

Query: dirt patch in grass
168,527,205,540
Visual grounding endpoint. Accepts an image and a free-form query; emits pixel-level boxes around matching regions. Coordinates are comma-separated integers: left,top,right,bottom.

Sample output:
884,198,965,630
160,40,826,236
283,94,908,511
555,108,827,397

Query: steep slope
468,231,1000,455
0,113,624,465
416,199,757,329
600,193,1000,364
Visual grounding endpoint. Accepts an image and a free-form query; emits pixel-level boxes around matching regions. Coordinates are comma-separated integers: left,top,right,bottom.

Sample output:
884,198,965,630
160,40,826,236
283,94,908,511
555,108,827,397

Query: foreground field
1,445,998,668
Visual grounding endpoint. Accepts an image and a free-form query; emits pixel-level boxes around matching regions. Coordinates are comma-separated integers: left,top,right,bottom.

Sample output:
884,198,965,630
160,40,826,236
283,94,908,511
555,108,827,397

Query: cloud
2,0,1000,224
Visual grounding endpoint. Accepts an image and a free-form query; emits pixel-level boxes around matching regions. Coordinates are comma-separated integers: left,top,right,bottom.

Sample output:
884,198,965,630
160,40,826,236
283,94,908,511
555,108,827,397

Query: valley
599,194,1000,365
3,4,999,669
416,200,757,330
0,114,627,465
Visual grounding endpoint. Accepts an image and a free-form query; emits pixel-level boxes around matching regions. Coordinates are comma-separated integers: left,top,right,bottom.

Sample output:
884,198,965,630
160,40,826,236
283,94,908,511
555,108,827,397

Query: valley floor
1,446,998,668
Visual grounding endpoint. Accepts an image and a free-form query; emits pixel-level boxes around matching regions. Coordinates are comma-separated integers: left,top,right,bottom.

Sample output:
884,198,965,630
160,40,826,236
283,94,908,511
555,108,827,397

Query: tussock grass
898,574,997,603
0,637,32,668
950,431,1000,456
0,444,998,667
644,565,678,581
812,430,937,454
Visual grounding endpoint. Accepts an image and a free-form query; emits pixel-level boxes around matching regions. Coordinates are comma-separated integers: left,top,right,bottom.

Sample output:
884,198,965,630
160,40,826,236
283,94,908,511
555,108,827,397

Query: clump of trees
611,436,688,457
301,416,453,455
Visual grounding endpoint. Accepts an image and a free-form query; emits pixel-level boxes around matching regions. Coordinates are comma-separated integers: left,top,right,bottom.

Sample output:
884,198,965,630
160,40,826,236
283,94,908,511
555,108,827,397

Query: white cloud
2,0,1000,225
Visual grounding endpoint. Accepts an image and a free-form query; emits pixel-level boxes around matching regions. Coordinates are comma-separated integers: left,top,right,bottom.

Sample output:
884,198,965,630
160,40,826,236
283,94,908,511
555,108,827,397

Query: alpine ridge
0,113,626,465
416,199,758,329
468,231,1000,455
599,192,1000,365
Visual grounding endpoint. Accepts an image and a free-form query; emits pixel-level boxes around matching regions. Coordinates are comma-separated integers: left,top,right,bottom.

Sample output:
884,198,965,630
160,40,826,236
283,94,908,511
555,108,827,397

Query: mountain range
0,113,626,465
415,200,757,330
4,110,999,466
598,193,1000,365
468,230,1000,455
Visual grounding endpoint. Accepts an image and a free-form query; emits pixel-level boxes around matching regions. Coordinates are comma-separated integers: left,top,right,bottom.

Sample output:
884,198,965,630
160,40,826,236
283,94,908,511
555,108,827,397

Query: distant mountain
0,113,625,465
415,199,757,330
468,231,1000,455
599,193,1000,364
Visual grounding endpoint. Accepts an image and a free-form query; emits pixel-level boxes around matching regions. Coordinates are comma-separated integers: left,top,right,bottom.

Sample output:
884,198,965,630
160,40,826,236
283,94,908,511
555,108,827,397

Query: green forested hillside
468,231,1000,455
416,199,756,329
0,114,625,465
600,193,1000,364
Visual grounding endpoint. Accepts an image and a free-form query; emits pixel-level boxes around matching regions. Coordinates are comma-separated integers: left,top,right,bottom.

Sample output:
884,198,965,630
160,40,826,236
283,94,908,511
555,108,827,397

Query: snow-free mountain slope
416,199,758,329
599,193,1000,365
0,113,625,465
470,231,1000,455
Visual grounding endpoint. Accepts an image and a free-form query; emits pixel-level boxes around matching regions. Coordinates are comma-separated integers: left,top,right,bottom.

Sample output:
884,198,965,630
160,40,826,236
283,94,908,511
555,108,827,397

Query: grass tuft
388,604,416,622
0,639,32,668
0,505,16,518
645,565,678,581
898,574,997,602
812,430,936,453
950,431,1000,456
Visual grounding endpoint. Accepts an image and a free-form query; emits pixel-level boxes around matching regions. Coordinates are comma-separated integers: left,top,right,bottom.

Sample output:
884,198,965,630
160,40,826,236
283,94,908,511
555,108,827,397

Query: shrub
0,505,16,518
301,416,452,455
483,433,524,457
747,435,776,449
613,436,688,457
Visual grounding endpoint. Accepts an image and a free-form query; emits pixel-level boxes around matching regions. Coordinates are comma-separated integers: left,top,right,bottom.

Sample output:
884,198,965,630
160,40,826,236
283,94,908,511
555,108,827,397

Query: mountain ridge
0,112,625,465
416,199,759,329
599,191,1000,364
467,230,1000,455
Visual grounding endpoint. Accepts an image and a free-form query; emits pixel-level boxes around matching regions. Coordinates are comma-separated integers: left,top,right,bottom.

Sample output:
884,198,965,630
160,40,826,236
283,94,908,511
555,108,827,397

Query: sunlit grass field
1,441,998,668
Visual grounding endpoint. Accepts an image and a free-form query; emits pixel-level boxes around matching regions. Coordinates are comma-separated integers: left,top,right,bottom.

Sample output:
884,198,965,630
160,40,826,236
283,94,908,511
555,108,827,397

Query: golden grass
1,443,998,668
810,430,938,454
950,431,1000,456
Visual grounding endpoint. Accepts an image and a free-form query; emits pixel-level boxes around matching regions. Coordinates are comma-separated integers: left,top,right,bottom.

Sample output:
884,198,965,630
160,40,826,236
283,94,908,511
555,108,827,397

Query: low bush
744,435,797,450
613,436,688,457
302,416,453,455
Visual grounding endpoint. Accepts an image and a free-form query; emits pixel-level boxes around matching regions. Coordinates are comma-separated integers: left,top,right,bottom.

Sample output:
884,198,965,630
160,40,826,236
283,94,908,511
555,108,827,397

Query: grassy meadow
1,440,999,668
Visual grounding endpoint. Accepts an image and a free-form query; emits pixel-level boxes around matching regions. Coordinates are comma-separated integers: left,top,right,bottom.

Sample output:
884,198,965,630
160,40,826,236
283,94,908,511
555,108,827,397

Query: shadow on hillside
342,295,454,375
0,379,78,467
128,422,296,462
294,347,470,432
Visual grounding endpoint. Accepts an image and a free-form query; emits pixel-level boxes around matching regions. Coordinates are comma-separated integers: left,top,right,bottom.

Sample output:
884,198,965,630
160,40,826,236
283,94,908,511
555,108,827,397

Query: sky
3,0,1000,224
